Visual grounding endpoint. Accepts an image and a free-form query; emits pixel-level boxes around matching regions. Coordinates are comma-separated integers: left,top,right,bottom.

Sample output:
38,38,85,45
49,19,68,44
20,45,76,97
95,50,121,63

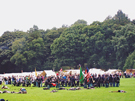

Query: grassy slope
0,78,135,101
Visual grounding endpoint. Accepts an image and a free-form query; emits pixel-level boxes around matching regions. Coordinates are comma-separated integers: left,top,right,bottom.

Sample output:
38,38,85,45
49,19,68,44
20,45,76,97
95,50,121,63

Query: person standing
67,76,71,87
76,74,80,87
36,76,41,87
8,76,11,84
84,77,87,88
89,76,93,87
64,75,68,87
104,75,109,88
112,75,116,87
12,75,15,84
40,76,44,87
4,77,8,85
61,76,65,87
109,75,113,87
101,75,105,87
71,76,75,87
0,76,2,85
116,75,120,87
134,72,135,78
97,75,101,88
56,76,60,88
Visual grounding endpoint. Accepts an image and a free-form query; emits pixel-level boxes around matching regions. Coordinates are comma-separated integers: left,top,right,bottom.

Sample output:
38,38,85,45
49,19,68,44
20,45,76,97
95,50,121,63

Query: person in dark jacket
112,75,116,87
36,76,41,87
68,76,71,87
116,75,120,87
89,76,93,87
101,75,104,87
61,77,65,87
84,77,87,88
76,75,80,87
71,76,75,87
97,75,101,88
109,75,113,87
104,75,109,88
8,76,11,84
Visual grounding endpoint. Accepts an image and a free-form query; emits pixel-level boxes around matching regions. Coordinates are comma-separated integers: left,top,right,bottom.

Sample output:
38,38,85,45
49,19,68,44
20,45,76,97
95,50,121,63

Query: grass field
0,78,135,101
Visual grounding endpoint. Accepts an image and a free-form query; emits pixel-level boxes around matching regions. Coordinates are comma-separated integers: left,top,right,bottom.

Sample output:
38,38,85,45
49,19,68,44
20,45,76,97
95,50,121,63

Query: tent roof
89,68,105,75
43,70,56,77
0,70,56,77
106,69,122,74
61,69,80,75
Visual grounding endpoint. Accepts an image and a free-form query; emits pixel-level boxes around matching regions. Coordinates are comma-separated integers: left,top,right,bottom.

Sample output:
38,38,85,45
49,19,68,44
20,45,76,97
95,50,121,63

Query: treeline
0,10,135,73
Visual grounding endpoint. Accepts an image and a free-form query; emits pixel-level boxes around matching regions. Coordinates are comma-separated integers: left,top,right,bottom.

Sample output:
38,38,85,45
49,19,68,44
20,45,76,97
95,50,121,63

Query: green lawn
0,78,135,101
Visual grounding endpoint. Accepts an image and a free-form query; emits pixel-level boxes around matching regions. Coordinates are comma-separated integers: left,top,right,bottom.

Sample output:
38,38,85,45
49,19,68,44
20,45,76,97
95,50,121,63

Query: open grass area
0,78,135,101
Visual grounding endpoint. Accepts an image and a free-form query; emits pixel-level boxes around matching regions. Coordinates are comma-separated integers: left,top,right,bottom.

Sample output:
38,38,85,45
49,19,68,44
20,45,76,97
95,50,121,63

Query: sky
0,0,134,36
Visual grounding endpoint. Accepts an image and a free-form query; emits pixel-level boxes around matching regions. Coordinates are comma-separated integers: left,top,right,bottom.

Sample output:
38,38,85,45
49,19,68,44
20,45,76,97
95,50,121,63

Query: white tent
62,69,80,75
31,71,43,77
106,69,122,74
0,70,56,80
0,70,56,77
44,70,56,77
0,72,33,77
89,68,105,75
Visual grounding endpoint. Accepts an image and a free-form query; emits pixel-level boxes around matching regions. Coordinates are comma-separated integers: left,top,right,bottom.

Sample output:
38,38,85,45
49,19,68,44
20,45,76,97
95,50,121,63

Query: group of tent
61,68,122,75
0,70,56,77
0,68,123,78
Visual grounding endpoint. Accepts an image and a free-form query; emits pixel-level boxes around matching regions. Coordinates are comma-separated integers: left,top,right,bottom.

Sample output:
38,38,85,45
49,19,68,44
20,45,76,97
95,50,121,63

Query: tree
51,24,86,68
10,31,47,71
113,10,130,25
132,20,135,25
124,50,135,70
84,31,106,68
112,24,135,70
62,24,68,28
73,19,87,25
33,25,39,31
0,31,26,73
0,10,133,73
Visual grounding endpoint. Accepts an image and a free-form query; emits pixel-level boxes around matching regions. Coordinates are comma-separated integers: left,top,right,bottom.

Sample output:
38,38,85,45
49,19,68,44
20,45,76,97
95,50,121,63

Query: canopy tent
89,68,105,75
0,72,32,77
61,69,80,75
0,70,55,77
126,69,135,73
31,71,43,77
44,70,56,77
39,70,56,77
105,69,122,74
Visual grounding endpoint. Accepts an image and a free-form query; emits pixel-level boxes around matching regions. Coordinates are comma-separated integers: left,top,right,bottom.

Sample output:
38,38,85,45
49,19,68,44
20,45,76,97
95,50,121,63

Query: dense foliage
0,10,135,73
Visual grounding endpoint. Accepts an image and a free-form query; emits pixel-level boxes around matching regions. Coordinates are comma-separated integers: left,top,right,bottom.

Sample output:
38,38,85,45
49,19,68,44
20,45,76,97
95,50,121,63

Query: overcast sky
0,0,134,36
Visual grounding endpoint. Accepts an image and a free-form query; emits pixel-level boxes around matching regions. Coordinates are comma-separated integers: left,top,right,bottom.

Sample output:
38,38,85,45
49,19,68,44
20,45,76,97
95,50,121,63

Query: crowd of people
123,72,135,78
0,73,121,89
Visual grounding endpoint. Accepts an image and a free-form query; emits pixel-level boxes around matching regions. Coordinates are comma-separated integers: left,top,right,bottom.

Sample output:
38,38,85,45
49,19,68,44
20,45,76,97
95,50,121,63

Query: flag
86,72,91,82
85,66,89,74
35,68,37,77
85,69,87,74
80,66,84,84
59,68,63,72
87,67,89,73
86,66,90,82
